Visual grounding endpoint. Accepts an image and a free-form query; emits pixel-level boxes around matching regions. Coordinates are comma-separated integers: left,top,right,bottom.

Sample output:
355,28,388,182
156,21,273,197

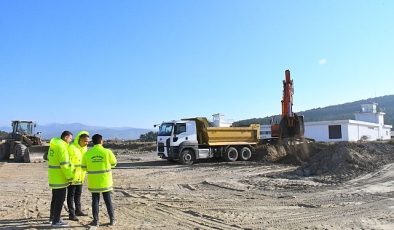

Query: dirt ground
0,142,393,229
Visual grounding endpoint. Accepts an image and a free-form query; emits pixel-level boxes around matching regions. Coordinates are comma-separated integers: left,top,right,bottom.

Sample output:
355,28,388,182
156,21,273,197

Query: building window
329,125,342,139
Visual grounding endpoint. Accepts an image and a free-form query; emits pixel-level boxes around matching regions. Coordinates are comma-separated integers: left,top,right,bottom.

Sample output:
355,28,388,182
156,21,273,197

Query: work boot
51,220,69,228
48,214,54,224
75,211,88,216
109,219,116,226
89,220,99,227
69,215,79,221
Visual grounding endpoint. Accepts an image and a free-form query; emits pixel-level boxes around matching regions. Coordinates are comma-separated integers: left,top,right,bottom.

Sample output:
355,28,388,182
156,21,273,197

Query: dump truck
0,120,49,163
156,117,260,165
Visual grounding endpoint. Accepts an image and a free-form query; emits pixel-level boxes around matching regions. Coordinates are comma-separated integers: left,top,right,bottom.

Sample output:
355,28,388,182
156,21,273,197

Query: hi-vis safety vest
68,131,89,185
82,144,117,193
47,138,73,189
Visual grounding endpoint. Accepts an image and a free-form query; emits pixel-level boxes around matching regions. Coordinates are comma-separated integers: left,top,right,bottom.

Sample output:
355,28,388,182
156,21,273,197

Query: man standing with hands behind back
67,131,90,221
82,134,117,227
48,131,74,227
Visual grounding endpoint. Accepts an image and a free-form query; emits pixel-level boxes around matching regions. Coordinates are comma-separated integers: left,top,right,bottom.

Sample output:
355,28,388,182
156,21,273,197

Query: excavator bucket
23,145,49,163
296,115,305,137
279,114,305,139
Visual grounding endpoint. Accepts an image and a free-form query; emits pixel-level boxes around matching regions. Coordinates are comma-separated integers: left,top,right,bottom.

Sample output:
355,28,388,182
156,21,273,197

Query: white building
212,113,233,127
304,103,392,142
260,125,272,139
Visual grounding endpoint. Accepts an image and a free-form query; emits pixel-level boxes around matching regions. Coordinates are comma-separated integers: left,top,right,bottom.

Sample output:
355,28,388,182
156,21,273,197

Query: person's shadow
0,218,90,229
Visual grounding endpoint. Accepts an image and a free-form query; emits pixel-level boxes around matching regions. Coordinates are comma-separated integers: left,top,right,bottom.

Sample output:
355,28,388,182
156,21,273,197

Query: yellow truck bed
182,117,260,145
206,125,260,145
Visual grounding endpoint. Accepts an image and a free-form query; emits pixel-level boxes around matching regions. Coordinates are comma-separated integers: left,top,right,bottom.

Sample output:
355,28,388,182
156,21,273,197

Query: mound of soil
297,142,394,182
254,141,327,165
254,144,287,162
256,141,394,182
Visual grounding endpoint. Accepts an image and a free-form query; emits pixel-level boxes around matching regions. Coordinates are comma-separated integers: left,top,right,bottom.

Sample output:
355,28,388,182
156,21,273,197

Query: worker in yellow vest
67,131,90,221
48,131,74,227
82,134,117,227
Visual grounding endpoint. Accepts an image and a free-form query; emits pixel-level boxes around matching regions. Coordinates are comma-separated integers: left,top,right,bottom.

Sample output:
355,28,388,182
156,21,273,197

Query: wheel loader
0,120,49,163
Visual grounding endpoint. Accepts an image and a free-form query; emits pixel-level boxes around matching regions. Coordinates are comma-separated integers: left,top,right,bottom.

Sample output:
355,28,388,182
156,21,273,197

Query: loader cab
11,121,34,138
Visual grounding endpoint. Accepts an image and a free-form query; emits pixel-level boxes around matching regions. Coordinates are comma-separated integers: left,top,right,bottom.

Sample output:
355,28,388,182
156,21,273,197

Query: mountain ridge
0,123,152,140
233,95,394,128
2,95,393,139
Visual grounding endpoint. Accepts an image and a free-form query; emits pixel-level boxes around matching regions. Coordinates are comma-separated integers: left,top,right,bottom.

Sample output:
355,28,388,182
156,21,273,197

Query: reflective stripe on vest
87,170,111,174
49,183,70,188
48,165,61,169
60,161,70,165
74,164,82,167
89,187,113,192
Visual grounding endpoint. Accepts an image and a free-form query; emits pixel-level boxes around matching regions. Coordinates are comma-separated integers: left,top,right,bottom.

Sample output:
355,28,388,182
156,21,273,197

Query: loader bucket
23,145,49,163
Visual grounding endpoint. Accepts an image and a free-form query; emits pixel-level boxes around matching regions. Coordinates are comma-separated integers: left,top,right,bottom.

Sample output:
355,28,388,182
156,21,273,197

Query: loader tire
0,143,11,161
23,148,31,163
238,147,252,161
14,143,27,163
179,149,195,165
223,147,238,162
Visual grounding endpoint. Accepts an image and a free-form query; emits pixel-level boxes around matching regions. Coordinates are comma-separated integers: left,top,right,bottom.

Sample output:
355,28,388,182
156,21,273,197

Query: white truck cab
157,120,198,162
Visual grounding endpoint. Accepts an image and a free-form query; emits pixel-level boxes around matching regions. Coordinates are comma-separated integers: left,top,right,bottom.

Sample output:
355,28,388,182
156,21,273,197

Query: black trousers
92,192,114,222
67,185,83,216
50,187,67,224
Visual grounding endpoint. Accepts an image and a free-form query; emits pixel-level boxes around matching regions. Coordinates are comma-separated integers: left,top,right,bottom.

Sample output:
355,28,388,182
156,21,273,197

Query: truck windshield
158,123,173,136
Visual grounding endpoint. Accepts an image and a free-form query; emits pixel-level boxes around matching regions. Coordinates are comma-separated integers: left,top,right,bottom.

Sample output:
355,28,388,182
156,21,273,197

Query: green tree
139,131,157,142
0,130,9,140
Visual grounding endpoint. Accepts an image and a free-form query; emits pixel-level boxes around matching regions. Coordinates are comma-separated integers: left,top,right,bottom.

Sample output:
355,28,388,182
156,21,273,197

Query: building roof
304,119,383,128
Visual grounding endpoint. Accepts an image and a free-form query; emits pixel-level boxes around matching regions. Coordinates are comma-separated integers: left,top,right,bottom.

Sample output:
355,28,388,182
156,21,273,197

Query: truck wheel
14,144,27,163
179,149,195,165
0,143,11,161
239,147,252,161
223,147,238,162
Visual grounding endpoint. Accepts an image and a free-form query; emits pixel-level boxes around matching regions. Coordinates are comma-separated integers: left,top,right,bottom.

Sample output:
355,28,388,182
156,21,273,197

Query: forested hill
233,95,394,128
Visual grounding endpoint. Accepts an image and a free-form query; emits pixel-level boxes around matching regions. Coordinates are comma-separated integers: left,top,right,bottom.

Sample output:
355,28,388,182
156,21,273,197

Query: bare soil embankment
256,141,394,183
0,141,393,229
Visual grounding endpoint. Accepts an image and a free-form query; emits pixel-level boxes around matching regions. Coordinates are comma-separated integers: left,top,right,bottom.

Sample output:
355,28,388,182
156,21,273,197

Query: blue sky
0,0,393,128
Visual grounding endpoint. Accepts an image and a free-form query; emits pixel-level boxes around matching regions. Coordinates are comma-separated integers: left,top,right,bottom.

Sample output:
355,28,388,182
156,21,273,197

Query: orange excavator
271,70,304,139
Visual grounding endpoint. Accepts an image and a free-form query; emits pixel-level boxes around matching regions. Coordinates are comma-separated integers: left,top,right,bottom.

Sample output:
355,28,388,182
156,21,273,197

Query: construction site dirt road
0,142,393,229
